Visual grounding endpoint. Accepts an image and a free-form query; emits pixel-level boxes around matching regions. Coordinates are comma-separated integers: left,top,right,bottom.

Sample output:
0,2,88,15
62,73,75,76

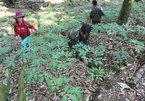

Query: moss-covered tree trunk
18,62,27,101
117,0,134,25
0,68,11,101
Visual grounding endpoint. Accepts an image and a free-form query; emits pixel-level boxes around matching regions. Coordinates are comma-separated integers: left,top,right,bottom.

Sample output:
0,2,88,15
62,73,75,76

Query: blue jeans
21,35,30,48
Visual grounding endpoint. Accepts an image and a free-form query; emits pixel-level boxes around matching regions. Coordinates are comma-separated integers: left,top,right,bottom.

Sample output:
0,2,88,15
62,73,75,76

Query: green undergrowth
18,62,27,101
0,0,145,100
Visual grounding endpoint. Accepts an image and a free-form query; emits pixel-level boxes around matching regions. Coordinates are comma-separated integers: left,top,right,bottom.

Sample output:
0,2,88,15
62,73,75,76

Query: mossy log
18,62,27,101
0,68,11,101
133,64,145,84
117,0,134,25
109,65,124,72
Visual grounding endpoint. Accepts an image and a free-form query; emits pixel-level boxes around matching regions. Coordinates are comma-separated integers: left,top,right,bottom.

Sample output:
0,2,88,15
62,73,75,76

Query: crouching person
67,24,92,66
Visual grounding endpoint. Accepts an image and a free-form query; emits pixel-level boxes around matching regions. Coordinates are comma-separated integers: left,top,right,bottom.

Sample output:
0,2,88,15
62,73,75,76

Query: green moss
117,0,134,25
137,38,145,43
0,84,8,101
109,65,123,71
18,62,27,101
0,68,11,101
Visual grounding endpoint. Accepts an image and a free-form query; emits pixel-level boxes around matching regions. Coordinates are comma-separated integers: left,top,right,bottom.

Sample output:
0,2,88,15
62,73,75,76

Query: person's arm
27,23,35,30
27,23,36,33
14,23,18,40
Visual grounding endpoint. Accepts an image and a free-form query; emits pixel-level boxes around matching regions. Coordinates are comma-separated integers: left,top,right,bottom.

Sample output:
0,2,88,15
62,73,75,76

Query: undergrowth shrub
113,50,129,64
129,39,144,53
88,66,105,81
4,30,81,100
93,23,128,37
72,44,105,67
132,2,145,22
0,36,15,63
134,25,145,36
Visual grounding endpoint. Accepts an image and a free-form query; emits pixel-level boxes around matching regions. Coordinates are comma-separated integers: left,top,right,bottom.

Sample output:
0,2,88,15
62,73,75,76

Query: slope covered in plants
0,0,145,101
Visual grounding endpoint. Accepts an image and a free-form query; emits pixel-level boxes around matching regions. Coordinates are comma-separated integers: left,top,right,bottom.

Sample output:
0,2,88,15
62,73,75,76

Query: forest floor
0,0,145,101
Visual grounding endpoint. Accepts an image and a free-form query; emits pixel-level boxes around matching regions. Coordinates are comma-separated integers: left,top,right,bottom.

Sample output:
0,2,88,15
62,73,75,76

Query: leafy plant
129,39,144,53
113,50,129,63
132,2,145,22
60,86,82,101
88,66,105,81
45,76,82,101
0,17,9,22
117,82,131,90
102,4,121,23
72,44,105,67
134,25,145,36
25,66,43,85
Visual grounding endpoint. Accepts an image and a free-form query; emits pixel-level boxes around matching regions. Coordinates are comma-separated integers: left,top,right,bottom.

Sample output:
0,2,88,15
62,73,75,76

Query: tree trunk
117,0,134,25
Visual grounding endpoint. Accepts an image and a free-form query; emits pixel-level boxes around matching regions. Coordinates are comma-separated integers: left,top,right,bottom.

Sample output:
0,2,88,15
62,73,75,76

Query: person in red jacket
13,11,35,48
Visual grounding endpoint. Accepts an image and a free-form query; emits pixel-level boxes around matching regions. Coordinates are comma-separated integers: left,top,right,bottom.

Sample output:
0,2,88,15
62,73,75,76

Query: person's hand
83,59,89,66
15,36,18,40
87,17,92,23
31,29,35,33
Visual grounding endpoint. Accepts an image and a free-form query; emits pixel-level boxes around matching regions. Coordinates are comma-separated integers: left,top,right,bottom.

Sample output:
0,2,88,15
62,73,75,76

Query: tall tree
117,0,134,25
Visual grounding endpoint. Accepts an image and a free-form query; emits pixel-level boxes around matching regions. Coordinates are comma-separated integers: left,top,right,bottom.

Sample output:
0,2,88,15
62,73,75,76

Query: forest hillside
0,0,145,101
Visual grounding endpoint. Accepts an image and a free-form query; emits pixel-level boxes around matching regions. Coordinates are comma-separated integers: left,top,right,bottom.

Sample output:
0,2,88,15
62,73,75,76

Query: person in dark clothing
90,0,105,24
67,24,92,66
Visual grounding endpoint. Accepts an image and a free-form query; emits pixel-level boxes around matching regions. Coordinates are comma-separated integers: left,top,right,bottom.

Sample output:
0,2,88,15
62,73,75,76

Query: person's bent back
66,24,91,66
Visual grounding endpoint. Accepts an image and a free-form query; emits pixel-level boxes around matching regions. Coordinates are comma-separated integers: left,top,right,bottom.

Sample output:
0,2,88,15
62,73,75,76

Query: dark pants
92,21,101,24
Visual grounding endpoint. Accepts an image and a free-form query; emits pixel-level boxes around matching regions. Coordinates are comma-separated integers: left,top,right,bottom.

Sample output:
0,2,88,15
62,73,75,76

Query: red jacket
13,20,35,38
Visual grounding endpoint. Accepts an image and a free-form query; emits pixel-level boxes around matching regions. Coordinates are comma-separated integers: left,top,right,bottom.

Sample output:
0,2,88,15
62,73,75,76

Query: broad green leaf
74,87,81,91
59,92,65,96
45,77,54,86
117,82,131,89
64,86,71,92
34,75,37,80
62,95,68,101
68,94,78,101
57,78,63,86
67,87,80,93
76,93,82,99
49,86,55,94
53,77,57,84
39,77,44,83
125,98,130,101
64,78,70,83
